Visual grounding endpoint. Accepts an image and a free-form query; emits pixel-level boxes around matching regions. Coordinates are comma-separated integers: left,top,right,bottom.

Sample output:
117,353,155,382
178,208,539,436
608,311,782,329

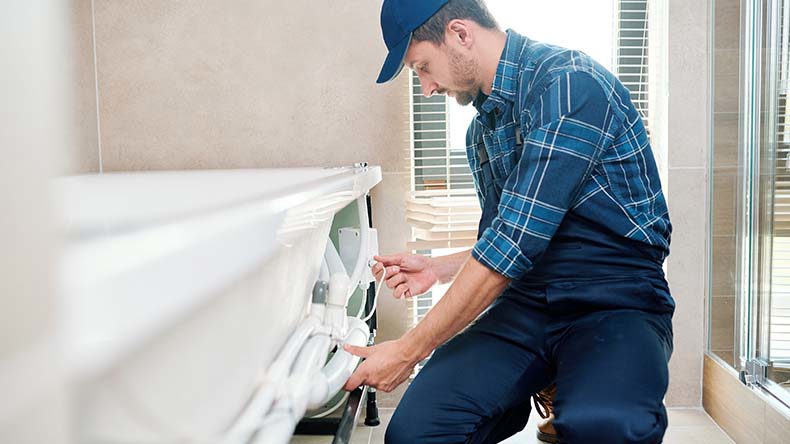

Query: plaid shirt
469,30,671,280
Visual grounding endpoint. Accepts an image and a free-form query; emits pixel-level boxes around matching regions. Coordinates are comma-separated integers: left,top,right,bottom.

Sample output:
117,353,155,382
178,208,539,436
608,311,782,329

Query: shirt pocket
489,125,522,181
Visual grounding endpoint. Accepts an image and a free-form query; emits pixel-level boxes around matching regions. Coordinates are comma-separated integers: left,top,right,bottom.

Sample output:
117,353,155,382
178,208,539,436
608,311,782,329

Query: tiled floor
291,385,734,443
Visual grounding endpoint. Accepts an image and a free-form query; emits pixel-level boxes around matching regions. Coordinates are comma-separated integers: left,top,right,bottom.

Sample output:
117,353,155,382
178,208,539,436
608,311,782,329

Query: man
342,1,675,443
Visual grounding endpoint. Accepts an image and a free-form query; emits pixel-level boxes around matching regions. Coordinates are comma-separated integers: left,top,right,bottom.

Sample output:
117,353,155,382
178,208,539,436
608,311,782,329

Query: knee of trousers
554,407,668,444
384,407,422,444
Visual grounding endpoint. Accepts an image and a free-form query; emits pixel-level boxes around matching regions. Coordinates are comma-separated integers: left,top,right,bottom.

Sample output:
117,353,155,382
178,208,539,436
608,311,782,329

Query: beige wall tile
714,74,740,114
703,356,790,444
66,0,101,174
711,235,737,296
703,355,766,444
714,0,740,51
666,167,708,406
712,113,739,168
709,296,735,351
712,170,737,237
764,399,790,444
710,349,737,367
668,0,710,169
94,0,410,174
714,49,740,79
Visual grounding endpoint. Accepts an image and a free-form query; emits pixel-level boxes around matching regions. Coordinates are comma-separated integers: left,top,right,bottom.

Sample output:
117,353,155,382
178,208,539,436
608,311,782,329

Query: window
407,71,481,252
614,0,650,132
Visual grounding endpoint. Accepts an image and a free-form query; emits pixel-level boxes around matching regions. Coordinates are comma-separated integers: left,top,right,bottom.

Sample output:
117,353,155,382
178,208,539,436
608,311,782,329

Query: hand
342,339,420,393
372,253,438,299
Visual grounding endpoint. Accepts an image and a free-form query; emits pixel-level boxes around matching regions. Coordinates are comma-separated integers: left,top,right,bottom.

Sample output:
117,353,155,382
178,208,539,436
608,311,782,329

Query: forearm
429,249,472,284
401,257,510,361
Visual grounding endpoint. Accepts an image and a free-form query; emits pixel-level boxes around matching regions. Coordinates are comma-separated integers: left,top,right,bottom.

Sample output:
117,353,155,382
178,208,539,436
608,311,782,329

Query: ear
446,19,472,48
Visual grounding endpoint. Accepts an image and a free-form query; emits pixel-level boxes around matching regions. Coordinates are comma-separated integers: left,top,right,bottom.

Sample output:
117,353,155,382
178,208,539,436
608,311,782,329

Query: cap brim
376,34,412,84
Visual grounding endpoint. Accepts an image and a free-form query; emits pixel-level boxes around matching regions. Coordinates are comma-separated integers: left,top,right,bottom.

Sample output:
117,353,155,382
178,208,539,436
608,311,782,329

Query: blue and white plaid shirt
469,30,671,280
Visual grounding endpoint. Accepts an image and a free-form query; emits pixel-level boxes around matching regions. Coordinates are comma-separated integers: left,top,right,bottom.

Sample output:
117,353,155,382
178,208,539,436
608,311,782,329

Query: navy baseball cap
377,0,450,84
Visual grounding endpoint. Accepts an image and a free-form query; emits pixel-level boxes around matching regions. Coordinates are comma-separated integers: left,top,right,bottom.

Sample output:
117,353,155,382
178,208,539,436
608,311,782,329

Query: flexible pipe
290,334,332,414
307,316,369,410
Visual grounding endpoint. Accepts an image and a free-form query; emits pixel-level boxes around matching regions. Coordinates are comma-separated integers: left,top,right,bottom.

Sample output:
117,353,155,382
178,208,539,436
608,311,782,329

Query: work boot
532,383,558,443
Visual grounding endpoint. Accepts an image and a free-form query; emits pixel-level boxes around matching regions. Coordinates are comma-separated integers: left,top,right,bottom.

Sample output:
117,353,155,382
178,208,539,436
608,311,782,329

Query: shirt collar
478,29,527,115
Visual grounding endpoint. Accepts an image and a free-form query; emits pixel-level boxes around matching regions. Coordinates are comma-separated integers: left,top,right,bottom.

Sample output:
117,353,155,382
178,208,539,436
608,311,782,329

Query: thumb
344,344,373,358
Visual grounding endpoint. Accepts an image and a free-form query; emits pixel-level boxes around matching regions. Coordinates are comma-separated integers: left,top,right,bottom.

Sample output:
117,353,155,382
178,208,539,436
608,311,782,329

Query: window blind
615,0,650,132
407,71,481,250
406,74,480,372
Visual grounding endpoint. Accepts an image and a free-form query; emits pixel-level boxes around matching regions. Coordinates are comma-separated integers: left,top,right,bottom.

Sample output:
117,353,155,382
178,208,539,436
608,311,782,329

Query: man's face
404,37,480,106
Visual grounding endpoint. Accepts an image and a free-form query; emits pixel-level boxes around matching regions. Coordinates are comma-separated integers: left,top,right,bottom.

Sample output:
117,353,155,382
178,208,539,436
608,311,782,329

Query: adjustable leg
364,330,381,427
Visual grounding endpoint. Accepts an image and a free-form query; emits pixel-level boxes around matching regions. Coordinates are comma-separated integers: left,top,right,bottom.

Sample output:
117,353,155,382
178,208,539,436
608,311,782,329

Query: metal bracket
740,359,769,387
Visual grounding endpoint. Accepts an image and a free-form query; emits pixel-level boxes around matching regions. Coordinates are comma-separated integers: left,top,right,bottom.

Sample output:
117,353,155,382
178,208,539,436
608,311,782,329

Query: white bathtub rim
58,166,382,378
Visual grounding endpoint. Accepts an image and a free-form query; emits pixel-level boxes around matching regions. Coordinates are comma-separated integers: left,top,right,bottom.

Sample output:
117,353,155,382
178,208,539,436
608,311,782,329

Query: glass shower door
752,0,790,406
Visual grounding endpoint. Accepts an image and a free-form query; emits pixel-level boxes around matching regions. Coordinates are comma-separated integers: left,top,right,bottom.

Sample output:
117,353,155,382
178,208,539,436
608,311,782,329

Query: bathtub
54,166,381,443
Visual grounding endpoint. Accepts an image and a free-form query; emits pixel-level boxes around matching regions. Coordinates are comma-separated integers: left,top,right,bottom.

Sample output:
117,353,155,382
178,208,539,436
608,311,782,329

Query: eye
419,64,429,74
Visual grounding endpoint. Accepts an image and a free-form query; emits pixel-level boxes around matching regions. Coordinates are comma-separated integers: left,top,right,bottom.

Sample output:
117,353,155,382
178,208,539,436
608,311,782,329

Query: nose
416,73,438,97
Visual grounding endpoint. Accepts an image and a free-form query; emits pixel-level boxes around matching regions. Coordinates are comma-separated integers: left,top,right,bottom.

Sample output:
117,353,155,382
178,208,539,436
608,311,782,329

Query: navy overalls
385,100,675,444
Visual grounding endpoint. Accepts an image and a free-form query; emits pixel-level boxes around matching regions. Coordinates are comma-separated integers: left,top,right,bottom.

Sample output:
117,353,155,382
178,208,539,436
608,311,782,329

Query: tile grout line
90,0,103,174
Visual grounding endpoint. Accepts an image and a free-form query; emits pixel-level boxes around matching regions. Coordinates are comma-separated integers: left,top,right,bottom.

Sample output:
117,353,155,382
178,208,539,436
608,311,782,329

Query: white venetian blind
407,71,482,250
614,0,650,132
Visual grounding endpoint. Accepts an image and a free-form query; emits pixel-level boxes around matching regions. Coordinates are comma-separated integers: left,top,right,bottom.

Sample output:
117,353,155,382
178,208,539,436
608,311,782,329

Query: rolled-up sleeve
472,71,620,280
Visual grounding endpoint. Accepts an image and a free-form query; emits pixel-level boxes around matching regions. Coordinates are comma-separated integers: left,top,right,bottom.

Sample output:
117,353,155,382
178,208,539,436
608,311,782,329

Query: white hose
306,317,370,410
361,264,386,323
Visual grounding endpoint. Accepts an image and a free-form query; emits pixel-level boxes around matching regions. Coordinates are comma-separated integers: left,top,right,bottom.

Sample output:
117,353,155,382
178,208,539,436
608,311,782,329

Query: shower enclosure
710,0,790,407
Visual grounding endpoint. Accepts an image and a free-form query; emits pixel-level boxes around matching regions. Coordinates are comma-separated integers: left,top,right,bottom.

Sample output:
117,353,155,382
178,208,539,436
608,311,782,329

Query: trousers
384,282,674,444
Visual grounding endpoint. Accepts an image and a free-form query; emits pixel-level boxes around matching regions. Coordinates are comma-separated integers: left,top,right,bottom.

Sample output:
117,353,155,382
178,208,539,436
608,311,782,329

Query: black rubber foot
364,391,381,426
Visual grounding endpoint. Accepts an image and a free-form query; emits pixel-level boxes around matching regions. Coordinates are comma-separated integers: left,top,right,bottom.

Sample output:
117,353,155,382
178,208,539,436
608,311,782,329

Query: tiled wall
71,0,414,341
90,0,409,173
68,0,101,174
665,0,712,406
710,0,740,368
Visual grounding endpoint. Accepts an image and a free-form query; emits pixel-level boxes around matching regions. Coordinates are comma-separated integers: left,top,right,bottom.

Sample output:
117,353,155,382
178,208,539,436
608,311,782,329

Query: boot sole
536,430,559,443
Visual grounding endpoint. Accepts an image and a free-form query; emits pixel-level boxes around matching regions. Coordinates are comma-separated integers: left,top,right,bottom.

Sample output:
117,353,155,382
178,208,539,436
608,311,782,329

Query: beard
444,45,480,106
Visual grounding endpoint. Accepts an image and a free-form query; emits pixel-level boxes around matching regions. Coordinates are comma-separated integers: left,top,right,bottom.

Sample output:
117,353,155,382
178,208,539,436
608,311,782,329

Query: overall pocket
545,278,666,313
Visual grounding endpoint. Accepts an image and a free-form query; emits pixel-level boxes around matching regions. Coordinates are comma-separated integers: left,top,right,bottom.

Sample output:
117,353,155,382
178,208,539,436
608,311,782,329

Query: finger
404,289,413,299
372,264,384,281
371,262,384,276
374,265,400,281
374,253,405,266
394,283,409,299
343,344,373,358
386,273,407,289
343,368,367,392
